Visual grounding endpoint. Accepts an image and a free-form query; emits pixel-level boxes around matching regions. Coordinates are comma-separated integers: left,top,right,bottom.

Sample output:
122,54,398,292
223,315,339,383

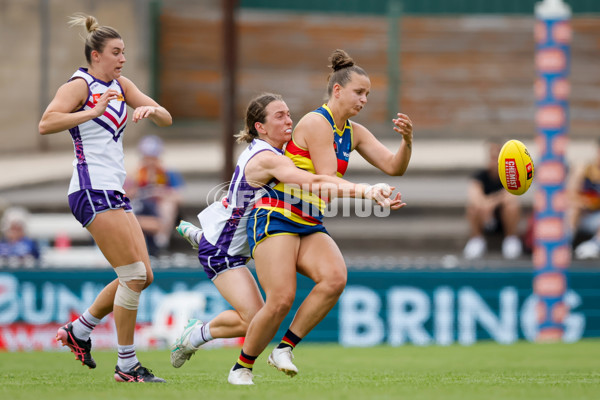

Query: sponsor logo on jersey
92,93,124,104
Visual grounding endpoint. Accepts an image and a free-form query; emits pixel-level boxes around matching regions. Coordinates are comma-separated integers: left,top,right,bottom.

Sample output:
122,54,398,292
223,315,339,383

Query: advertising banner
1,267,598,351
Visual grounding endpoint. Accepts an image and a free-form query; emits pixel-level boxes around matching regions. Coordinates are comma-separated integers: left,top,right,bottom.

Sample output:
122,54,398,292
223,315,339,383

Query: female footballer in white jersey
169,93,397,384
38,14,171,383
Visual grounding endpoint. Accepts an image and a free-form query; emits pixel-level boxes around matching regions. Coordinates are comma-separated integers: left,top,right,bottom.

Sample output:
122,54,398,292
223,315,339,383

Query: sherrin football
497,139,534,196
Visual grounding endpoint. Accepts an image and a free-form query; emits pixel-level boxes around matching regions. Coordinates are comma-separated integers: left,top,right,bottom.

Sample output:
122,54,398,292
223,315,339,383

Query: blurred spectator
126,135,184,256
567,139,600,260
0,206,40,267
463,141,523,260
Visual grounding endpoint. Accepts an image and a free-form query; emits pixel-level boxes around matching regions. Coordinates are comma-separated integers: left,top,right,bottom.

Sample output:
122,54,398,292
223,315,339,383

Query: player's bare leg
86,211,164,382
171,268,263,368
269,233,346,377
229,235,299,384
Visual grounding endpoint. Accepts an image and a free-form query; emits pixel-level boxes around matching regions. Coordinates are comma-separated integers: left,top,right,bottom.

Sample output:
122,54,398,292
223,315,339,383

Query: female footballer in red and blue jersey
248,104,354,252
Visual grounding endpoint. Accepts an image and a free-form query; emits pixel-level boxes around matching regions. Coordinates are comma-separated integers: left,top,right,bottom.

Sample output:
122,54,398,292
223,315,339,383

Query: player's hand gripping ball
498,139,534,196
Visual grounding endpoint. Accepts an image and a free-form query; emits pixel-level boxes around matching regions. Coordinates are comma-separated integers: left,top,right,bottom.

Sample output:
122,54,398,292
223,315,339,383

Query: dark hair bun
329,49,354,71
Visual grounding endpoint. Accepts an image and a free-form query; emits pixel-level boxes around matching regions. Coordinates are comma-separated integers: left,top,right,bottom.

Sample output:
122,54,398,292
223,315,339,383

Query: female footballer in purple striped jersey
39,13,171,383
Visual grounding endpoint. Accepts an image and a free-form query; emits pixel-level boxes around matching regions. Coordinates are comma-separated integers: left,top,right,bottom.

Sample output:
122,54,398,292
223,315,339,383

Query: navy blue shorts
68,189,132,227
247,208,329,258
197,235,249,281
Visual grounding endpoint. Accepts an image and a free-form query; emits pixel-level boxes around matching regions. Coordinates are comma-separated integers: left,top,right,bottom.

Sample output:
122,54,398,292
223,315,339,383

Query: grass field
1,340,599,400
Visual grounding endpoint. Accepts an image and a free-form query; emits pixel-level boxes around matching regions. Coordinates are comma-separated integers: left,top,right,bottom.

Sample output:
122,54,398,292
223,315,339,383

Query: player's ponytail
326,49,368,98
68,13,121,65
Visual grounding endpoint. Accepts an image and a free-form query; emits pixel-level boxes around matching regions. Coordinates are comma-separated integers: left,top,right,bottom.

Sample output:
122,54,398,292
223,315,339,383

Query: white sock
117,344,139,371
72,310,102,340
190,321,213,347
192,227,203,245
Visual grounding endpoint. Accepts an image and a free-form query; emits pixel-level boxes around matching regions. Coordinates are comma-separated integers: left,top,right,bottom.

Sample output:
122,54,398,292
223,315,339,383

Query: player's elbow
381,159,407,176
387,167,406,177
154,108,173,127
156,116,172,127
38,121,51,135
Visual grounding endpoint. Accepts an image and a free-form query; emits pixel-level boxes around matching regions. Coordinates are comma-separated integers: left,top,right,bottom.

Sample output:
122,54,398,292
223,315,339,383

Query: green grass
1,341,599,400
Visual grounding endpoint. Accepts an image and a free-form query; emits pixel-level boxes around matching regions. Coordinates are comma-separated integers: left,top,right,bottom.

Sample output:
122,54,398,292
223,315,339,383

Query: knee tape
115,284,140,310
115,261,147,283
114,261,146,310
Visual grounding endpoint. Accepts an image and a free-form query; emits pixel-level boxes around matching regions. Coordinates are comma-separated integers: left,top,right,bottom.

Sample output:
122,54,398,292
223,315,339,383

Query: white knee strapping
115,284,140,310
115,261,147,283
114,261,146,310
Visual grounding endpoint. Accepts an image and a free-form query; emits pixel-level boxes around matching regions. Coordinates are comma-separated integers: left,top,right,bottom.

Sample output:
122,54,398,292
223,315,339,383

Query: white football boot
267,347,298,377
227,367,254,385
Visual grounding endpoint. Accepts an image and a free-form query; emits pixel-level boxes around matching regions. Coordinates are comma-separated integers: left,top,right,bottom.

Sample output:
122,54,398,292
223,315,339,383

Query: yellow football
498,139,535,196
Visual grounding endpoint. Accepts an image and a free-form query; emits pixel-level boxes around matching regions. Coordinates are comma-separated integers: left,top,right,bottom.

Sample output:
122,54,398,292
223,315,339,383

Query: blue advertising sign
0,267,598,351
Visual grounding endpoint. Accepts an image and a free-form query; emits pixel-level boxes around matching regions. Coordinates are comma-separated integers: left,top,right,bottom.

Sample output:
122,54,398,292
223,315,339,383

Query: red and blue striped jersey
254,104,354,225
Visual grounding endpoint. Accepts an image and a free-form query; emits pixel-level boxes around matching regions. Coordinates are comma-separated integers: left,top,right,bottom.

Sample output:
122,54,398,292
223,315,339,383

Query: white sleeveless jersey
198,139,283,256
67,68,128,194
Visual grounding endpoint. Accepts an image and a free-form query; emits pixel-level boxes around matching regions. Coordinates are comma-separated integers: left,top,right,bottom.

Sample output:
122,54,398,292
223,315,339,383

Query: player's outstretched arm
352,114,413,176
246,151,398,208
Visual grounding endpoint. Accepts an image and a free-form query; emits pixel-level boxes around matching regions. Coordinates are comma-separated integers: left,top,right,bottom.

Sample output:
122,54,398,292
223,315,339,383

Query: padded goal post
533,0,572,342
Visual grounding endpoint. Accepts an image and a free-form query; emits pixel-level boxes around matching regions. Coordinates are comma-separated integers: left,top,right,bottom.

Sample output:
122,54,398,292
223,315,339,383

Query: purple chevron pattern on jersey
77,71,127,142
67,68,129,194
